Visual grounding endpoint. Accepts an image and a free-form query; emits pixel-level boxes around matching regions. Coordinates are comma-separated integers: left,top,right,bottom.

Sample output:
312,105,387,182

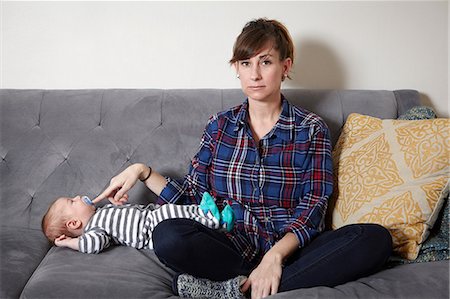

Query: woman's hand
241,232,299,298
241,251,283,299
93,163,149,205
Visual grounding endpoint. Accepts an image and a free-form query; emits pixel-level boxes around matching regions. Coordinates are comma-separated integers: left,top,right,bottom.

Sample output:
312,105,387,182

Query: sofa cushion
0,226,51,299
331,114,450,259
272,260,449,298
21,245,177,298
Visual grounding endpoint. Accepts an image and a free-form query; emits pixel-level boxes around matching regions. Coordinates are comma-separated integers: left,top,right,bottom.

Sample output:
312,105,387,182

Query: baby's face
55,195,96,220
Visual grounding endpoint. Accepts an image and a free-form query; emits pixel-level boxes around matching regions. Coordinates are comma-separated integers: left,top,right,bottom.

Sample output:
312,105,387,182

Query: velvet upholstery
0,89,448,298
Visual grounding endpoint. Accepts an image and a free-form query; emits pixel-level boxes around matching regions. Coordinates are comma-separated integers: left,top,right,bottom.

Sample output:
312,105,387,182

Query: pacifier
81,196,94,206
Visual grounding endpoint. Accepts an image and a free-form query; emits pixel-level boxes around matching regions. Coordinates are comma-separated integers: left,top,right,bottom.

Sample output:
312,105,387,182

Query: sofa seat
0,226,50,298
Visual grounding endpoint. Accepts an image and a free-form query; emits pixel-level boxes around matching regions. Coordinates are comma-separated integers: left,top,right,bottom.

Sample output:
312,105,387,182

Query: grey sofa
0,89,448,299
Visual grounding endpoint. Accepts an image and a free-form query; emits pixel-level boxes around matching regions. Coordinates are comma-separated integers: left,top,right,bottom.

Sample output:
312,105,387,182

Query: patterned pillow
331,113,450,260
388,186,449,266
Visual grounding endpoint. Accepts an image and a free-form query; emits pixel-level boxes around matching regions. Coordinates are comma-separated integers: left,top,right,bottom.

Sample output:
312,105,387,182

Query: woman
95,19,392,299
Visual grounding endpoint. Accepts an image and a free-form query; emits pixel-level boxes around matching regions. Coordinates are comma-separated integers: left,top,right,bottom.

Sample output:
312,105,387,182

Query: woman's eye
240,61,250,67
261,60,272,65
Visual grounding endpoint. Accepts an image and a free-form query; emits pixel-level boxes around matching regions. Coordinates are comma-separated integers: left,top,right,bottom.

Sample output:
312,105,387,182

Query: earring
236,74,240,79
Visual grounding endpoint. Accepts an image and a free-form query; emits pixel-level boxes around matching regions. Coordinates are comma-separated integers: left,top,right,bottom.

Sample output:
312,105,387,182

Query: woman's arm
93,163,168,204
157,115,217,205
141,165,169,196
94,116,217,206
243,125,333,299
286,127,333,248
241,233,299,299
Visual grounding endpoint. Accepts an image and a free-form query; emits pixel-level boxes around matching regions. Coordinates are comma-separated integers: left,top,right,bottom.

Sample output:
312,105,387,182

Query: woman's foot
174,273,247,299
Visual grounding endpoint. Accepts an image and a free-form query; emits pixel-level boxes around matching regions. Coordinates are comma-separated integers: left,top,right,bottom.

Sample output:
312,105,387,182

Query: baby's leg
154,204,220,230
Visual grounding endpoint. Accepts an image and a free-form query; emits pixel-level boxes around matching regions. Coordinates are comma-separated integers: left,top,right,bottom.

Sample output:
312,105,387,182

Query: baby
42,192,234,254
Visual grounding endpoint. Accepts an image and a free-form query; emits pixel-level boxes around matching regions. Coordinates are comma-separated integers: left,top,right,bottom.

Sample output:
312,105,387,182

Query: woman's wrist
137,164,152,182
264,232,299,265
263,249,284,266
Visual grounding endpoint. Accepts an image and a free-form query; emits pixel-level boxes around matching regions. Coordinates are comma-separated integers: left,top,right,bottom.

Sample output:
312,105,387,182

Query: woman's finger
93,185,118,203
114,182,132,202
271,278,280,295
241,278,251,293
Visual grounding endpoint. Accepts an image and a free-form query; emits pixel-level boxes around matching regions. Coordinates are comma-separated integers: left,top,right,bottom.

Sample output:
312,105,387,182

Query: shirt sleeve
78,228,111,254
157,115,217,205
285,125,334,248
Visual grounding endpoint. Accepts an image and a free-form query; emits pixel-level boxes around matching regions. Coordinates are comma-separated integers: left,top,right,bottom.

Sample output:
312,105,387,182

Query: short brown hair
230,18,294,65
41,198,75,243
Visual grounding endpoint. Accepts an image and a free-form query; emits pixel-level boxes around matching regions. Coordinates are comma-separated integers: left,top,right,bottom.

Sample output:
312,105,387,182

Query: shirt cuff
286,224,316,249
157,177,184,205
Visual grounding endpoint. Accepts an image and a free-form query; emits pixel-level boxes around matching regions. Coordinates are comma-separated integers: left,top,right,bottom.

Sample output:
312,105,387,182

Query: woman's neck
247,95,282,123
247,95,282,143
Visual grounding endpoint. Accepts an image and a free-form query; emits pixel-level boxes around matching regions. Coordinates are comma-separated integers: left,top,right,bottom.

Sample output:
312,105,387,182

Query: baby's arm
54,235,80,251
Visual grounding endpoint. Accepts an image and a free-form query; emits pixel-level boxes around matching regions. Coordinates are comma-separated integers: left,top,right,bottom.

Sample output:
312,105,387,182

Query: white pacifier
81,196,94,206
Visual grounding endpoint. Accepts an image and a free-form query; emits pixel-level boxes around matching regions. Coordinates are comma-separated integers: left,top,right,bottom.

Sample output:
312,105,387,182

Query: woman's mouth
249,86,265,90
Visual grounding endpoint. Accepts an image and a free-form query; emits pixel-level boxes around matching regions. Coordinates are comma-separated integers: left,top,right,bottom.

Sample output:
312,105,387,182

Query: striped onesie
79,203,220,254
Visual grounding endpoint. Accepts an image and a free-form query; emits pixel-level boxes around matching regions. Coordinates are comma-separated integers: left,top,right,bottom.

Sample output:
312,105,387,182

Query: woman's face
235,44,292,103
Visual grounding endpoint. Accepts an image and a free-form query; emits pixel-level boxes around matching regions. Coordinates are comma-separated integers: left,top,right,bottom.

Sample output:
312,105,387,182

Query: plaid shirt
158,96,333,263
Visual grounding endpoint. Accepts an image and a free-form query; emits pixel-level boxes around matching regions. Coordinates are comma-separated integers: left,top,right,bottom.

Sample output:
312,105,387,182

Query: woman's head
230,18,294,68
230,19,294,102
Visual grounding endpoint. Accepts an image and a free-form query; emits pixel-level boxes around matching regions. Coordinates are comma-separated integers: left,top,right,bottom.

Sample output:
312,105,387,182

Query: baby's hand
54,235,73,247
54,235,80,251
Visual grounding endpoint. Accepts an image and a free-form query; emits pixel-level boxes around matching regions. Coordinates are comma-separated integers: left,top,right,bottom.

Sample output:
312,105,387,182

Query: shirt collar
234,94,295,142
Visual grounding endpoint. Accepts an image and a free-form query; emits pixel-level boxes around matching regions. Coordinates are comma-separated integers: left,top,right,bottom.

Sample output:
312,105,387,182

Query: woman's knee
347,223,393,264
153,219,192,263
362,223,392,254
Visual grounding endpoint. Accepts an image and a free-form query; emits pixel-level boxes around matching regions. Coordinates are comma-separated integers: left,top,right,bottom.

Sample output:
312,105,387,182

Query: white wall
1,1,448,117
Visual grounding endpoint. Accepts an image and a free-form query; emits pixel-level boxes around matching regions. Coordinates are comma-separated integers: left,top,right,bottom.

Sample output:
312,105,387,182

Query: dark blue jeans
152,219,392,292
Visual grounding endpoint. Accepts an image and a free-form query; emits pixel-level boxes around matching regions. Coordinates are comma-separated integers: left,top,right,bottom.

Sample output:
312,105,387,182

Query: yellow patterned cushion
331,113,450,260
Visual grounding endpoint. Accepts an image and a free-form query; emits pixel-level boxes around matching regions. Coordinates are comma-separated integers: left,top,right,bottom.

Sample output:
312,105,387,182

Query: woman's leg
279,223,392,292
152,218,253,281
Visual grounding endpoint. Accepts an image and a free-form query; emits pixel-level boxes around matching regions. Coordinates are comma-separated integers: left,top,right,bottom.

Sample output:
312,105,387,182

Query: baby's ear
66,219,82,230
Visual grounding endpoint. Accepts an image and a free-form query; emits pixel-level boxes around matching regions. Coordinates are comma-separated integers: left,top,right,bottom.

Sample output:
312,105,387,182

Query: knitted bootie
175,273,246,299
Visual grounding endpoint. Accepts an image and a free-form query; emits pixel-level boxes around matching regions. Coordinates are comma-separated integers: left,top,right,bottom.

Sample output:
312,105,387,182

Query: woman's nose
250,64,261,81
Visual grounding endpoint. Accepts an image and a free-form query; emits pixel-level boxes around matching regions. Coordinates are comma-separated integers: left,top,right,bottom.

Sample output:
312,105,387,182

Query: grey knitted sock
175,273,247,299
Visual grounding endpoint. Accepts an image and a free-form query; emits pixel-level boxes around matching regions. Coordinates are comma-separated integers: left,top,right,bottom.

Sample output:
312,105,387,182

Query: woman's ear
66,219,82,230
234,62,240,78
283,57,293,74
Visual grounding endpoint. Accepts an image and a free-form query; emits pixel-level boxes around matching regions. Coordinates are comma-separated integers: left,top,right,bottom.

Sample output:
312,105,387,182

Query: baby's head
42,195,96,243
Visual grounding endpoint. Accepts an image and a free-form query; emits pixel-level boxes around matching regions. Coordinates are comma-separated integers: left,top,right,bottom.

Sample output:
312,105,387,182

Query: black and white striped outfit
79,203,220,254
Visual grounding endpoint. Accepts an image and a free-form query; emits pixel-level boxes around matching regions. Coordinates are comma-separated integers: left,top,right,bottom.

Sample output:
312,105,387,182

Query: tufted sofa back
0,89,420,231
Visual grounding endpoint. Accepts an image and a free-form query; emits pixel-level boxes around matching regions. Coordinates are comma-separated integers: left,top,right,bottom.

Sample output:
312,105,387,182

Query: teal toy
200,192,235,232
199,192,220,221
220,204,235,232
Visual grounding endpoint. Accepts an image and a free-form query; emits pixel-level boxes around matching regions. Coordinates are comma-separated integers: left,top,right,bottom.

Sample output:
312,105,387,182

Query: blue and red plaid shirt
158,95,333,263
